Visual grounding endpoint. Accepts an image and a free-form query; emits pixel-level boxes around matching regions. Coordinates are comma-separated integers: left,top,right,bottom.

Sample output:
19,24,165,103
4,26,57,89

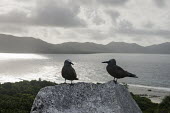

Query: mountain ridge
0,34,170,54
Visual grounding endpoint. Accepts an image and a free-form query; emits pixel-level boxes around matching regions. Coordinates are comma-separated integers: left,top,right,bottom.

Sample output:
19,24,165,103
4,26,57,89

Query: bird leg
113,77,116,83
64,79,66,84
115,78,117,84
113,78,117,84
70,80,73,85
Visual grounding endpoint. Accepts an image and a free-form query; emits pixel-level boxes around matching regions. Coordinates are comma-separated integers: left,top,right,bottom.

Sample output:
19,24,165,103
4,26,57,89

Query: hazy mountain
0,34,170,54
146,42,170,54
0,34,55,53
0,34,106,53
55,42,108,53
106,41,145,53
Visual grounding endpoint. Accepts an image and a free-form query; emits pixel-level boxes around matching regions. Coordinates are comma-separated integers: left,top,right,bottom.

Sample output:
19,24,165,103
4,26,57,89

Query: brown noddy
61,59,78,84
102,59,138,83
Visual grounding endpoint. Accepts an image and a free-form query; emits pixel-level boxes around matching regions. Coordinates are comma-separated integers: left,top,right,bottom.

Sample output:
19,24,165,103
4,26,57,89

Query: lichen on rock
31,81,142,113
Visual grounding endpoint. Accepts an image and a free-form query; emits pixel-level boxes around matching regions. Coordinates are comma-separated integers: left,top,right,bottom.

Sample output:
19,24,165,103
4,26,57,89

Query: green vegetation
131,93,159,113
0,80,56,113
158,95,170,113
0,80,169,113
131,93,170,113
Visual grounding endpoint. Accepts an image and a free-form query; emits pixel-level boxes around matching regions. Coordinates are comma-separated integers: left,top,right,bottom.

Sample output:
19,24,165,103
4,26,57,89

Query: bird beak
102,61,109,63
70,62,74,65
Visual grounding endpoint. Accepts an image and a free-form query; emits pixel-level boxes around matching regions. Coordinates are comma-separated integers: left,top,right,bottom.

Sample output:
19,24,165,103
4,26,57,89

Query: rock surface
31,81,142,113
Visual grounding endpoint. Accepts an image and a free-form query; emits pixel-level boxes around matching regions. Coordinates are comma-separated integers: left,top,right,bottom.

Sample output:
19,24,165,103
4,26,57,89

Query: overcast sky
0,0,170,46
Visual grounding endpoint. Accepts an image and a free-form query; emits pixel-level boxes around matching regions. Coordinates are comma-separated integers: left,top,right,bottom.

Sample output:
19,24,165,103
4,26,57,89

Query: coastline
128,84,170,103
1,78,170,103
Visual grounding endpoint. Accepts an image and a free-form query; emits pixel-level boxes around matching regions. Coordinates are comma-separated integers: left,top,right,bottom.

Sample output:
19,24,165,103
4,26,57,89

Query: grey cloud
32,0,86,27
154,0,166,8
117,27,170,38
0,10,29,24
0,24,27,33
71,0,128,6
88,30,108,40
118,20,133,29
73,0,95,5
77,28,109,40
106,10,120,22
115,20,170,38
98,0,128,6
0,0,86,27
91,11,105,25
143,21,154,28
92,16,105,25
15,0,34,2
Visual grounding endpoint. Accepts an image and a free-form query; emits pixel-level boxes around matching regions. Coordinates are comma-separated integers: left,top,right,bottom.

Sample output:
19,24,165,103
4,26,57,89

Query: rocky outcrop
31,81,142,113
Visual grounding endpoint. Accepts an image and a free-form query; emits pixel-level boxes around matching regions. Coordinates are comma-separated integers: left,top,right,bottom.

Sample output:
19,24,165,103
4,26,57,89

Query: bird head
64,59,74,66
102,59,116,65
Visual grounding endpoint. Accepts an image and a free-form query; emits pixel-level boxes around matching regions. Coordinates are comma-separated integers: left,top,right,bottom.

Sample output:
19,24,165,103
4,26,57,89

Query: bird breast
106,65,125,78
62,65,77,80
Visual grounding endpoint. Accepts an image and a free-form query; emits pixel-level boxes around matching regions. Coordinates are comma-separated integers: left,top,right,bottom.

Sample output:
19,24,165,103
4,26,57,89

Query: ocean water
0,53,170,89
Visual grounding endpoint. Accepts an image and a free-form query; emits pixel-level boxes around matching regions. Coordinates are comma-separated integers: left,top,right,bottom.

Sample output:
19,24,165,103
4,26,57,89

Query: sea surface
0,53,170,89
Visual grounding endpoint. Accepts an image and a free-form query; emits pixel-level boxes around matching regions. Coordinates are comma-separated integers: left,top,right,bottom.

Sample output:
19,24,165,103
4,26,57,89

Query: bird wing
114,65,128,78
115,65,125,72
115,65,136,78
69,66,77,78
62,66,77,79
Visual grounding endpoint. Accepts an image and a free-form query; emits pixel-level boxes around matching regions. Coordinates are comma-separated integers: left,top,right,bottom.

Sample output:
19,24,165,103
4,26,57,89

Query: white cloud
98,0,128,6
0,0,170,46
31,0,86,27
153,0,166,8
0,0,86,27
0,9,29,24
107,10,120,18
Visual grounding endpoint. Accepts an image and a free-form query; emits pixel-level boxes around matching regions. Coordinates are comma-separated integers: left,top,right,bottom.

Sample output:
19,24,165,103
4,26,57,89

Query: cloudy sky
0,0,170,46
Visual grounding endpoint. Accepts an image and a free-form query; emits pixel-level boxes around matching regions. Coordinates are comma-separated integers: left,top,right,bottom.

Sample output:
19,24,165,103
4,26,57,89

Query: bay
0,53,170,89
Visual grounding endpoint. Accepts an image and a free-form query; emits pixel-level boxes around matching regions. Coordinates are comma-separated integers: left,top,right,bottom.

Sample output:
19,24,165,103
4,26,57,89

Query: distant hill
0,34,170,54
146,42,170,54
106,41,145,53
0,34,55,53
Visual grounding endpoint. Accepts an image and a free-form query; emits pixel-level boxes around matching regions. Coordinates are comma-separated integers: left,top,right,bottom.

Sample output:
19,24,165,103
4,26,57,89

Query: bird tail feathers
75,78,79,80
127,72,138,78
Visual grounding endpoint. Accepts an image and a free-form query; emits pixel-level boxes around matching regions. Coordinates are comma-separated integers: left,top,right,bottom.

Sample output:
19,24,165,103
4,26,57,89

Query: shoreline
1,79,170,103
127,84,170,103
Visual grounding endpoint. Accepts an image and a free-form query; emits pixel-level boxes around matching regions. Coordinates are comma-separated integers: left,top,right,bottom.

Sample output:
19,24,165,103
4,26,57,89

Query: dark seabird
102,59,138,83
61,59,78,84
